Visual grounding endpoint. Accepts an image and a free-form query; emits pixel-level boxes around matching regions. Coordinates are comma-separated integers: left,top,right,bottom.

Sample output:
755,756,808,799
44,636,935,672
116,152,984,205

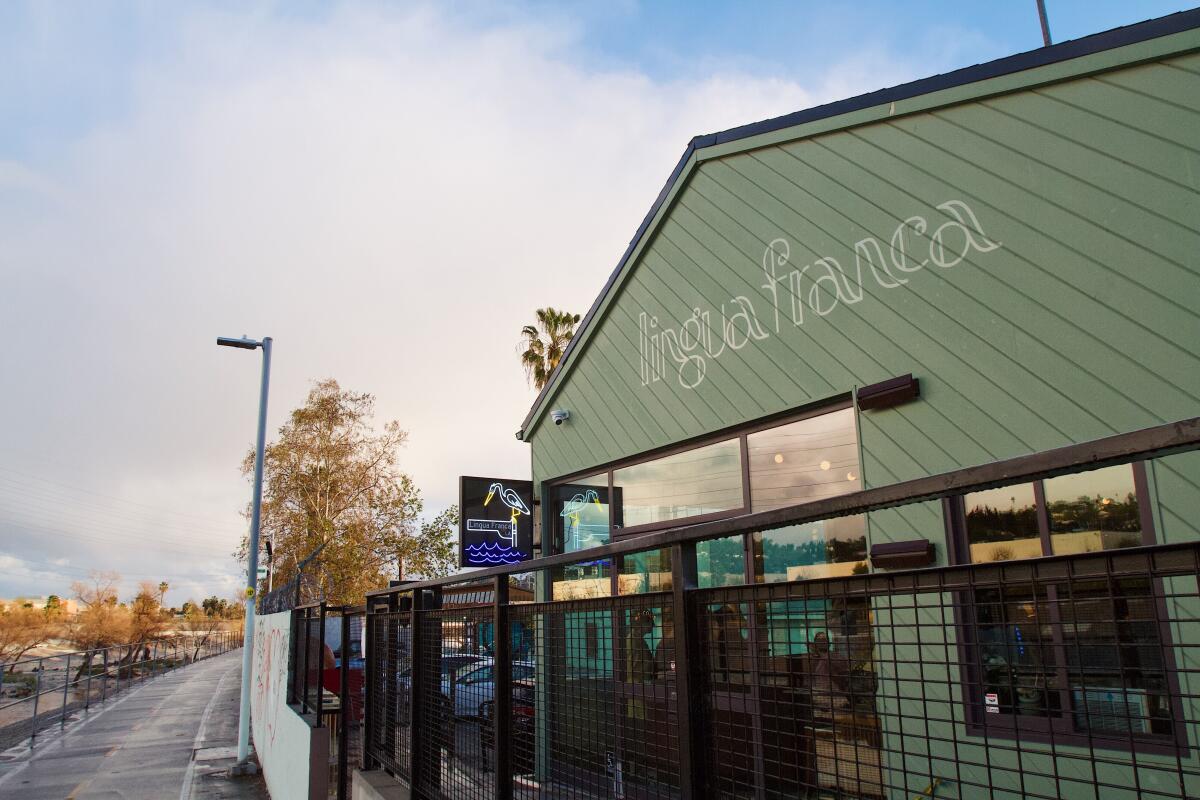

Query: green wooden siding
523,32,1200,799
528,45,1200,496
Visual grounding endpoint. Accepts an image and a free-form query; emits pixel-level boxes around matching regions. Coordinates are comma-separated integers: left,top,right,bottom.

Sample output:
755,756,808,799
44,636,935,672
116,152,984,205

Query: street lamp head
217,336,261,350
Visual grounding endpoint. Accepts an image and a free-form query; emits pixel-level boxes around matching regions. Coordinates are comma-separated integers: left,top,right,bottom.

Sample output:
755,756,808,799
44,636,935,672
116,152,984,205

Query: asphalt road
0,650,267,800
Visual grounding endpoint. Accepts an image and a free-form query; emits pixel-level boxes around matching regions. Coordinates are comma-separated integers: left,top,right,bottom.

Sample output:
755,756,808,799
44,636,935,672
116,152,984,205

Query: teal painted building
515,11,1200,800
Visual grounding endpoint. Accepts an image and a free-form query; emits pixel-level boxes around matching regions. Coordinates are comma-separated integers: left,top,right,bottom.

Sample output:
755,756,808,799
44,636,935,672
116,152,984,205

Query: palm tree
158,581,169,606
519,307,581,390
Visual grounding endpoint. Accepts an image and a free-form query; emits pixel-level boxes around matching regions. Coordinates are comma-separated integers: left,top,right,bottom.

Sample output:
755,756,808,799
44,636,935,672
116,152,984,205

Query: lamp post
217,334,272,768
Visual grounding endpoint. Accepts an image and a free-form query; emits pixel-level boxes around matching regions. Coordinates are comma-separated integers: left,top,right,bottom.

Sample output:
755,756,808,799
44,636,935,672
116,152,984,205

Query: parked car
443,659,536,718
398,653,485,693
480,678,536,774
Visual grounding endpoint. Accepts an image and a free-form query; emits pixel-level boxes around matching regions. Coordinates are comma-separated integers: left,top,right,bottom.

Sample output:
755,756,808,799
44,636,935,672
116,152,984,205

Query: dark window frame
948,462,1189,755
544,396,855,546
544,396,856,596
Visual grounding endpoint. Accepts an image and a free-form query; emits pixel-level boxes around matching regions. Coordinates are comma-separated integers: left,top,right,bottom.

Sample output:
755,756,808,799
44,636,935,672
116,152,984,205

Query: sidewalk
0,650,268,799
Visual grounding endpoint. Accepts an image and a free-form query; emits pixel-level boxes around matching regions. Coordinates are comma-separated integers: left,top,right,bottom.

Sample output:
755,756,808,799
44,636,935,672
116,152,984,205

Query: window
551,559,612,599
753,516,868,583
613,438,743,529
552,473,611,553
546,400,858,555
619,548,672,594
962,464,1147,564
697,535,746,588
957,463,1176,746
747,407,860,512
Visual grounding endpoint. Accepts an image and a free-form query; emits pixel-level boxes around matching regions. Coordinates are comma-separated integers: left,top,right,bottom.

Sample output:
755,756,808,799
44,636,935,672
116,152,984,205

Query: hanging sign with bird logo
458,476,535,567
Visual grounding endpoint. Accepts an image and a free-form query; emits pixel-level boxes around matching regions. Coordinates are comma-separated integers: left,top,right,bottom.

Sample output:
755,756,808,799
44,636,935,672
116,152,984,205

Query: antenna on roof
1036,0,1053,46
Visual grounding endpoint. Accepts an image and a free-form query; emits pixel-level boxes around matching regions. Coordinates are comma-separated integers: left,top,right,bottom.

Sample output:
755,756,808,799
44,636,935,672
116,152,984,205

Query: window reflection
753,516,868,583
965,483,1041,563
1045,465,1143,555
698,535,746,588
975,584,1062,718
613,438,743,528
747,408,860,512
553,473,610,553
619,549,673,595
552,559,612,599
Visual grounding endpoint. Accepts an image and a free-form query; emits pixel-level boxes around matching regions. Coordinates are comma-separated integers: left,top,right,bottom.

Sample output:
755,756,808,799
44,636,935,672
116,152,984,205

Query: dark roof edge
518,7,1200,438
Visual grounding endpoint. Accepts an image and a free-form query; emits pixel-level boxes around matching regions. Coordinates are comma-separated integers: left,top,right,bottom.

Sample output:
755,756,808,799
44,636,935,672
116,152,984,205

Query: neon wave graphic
464,542,526,565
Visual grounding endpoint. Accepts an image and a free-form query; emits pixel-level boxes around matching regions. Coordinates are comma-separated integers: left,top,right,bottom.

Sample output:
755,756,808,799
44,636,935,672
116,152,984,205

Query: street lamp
217,334,272,768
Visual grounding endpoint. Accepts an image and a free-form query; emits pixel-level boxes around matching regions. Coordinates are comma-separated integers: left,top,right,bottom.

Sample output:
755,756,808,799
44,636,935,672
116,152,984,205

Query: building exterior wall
527,37,1200,505
523,27,1200,800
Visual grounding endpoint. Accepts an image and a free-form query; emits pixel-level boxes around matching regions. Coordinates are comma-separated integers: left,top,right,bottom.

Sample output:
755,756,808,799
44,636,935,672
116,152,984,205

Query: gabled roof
518,8,1200,440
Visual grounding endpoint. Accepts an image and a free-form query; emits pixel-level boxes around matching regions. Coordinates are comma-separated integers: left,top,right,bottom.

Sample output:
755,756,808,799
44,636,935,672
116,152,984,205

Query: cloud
0,2,926,602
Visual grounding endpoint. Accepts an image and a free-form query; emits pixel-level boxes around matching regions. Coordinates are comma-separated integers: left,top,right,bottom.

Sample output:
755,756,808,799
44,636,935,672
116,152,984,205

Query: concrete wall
252,610,329,800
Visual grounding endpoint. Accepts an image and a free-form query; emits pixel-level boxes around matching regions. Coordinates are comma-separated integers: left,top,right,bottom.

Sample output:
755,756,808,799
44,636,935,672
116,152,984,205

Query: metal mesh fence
361,545,1200,800
506,593,681,799
692,545,1200,800
364,604,414,782
337,609,366,800
413,601,495,800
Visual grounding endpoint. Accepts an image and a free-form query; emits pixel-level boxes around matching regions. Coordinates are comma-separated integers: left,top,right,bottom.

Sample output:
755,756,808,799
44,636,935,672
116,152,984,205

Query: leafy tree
519,307,580,390
239,379,455,605
398,506,458,581
0,602,56,671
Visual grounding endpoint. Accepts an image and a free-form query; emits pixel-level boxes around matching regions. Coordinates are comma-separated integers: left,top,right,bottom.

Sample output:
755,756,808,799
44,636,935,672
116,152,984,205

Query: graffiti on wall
637,199,1001,389
252,617,289,751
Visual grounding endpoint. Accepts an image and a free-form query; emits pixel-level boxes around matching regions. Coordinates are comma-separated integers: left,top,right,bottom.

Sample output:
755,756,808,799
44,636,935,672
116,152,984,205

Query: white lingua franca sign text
637,199,1001,390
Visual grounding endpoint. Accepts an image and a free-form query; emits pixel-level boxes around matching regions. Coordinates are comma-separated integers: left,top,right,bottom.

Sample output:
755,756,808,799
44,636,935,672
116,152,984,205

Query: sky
0,0,1192,606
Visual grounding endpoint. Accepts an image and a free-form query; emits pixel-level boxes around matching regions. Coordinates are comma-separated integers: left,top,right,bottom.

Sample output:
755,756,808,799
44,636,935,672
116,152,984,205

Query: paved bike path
0,650,267,799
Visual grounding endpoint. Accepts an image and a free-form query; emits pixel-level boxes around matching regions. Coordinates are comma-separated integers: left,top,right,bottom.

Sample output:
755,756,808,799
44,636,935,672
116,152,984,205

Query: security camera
551,409,571,426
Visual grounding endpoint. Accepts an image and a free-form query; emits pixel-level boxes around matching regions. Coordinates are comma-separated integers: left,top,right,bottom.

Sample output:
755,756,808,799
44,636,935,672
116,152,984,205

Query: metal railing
289,602,366,799
356,416,1200,800
0,629,243,751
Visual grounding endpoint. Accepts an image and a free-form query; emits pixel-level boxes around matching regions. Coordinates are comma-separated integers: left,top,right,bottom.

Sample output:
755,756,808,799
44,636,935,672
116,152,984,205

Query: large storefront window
613,438,743,529
958,463,1173,743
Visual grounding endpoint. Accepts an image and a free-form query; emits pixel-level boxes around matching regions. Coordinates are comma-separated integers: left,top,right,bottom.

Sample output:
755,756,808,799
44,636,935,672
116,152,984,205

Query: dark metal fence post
409,590,428,792
61,653,71,728
316,602,327,727
671,542,702,798
101,648,108,704
338,608,352,799
302,608,313,712
382,593,400,773
288,610,299,704
83,650,93,711
363,601,380,771
30,659,42,744
493,576,512,800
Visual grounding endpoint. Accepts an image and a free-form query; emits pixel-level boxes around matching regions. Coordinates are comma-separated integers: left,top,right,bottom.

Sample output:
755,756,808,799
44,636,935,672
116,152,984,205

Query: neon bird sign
459,477,534,568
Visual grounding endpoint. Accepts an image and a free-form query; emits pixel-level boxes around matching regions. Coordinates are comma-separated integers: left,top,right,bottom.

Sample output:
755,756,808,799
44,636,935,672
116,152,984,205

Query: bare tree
65,571,131,679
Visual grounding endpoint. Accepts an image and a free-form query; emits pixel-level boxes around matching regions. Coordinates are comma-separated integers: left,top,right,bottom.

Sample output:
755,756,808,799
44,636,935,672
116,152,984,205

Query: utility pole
1036,0,1053,46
